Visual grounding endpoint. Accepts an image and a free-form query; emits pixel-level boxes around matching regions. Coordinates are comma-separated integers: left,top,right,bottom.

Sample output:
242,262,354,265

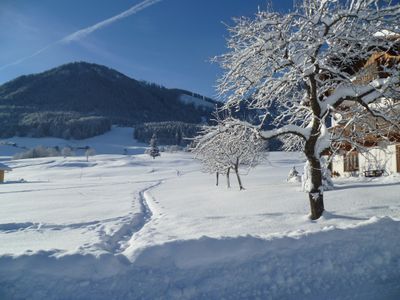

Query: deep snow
0,127,399,299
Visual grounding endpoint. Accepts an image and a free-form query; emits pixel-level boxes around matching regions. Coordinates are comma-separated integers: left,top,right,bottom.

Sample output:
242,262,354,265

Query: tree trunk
234,161,244,190
307,157,324,220
226,168,231,188
308,192,324,220
216,172,219,186
304,71,325,220
304,115,325,219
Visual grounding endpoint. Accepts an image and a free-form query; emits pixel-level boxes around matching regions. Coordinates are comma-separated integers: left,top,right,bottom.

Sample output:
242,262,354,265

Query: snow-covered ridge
179,93,216,109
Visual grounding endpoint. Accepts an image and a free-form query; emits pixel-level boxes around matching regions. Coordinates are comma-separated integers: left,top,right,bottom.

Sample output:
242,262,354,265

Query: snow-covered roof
374,30,400,38
0,163,12,171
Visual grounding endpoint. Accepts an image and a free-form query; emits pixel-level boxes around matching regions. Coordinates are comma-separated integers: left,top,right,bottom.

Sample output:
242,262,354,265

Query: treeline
13,145,64,160
134,121,201,145
1,111,111,139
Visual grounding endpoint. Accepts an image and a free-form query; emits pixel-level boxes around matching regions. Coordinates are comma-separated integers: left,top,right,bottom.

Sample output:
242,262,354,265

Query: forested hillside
0,62,217,139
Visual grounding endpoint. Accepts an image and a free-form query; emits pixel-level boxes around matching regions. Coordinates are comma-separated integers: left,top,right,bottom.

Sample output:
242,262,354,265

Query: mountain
0,62,218,138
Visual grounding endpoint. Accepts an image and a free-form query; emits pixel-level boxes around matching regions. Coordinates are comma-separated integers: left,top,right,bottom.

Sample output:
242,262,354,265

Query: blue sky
0,0,294,97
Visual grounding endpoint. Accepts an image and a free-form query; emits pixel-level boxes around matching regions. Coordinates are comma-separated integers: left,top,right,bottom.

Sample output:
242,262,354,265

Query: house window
344,151,359,172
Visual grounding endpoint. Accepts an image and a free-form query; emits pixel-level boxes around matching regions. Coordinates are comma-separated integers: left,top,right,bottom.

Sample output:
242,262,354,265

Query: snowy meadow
0,127,399,299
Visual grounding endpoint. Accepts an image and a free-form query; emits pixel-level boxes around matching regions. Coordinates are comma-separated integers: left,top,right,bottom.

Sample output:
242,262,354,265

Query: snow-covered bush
287,166,301,183
322,167,334,191
321,157,334,191
302,161,334,192
61,147,74,157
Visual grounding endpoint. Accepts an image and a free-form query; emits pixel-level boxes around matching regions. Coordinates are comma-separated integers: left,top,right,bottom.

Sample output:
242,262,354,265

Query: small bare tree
216,0,400,219
192,118,267,190
85,147,96,162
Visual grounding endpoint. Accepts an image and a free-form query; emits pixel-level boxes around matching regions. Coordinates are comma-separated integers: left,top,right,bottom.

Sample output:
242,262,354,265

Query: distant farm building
0,163,12,183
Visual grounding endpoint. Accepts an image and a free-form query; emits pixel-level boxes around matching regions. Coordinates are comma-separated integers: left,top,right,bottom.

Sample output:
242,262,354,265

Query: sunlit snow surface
0,127,399,299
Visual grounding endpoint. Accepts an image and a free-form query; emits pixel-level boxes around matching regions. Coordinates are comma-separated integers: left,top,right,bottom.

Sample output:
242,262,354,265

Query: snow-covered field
0,127,399,299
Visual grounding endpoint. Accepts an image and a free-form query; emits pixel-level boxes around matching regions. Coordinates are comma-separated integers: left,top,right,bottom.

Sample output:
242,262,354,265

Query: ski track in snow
0,175,168,261
97,180,163,254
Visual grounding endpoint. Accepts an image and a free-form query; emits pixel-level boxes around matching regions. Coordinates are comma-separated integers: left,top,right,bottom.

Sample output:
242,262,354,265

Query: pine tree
149,134,161,159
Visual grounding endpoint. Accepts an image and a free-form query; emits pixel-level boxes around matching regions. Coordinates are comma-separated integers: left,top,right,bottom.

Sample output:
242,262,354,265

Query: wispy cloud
0,0,162,71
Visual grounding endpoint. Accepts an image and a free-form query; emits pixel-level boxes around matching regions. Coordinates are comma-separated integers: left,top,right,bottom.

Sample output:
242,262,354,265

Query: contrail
61,0,162,43
0,44,56,71
0,0,162,71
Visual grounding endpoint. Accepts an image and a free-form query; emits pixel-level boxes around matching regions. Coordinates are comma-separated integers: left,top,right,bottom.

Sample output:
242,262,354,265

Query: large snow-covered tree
217,0,400,219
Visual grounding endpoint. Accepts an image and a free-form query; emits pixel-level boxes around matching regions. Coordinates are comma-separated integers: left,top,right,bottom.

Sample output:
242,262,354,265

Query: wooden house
0,163,12,183
329,34,400,177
